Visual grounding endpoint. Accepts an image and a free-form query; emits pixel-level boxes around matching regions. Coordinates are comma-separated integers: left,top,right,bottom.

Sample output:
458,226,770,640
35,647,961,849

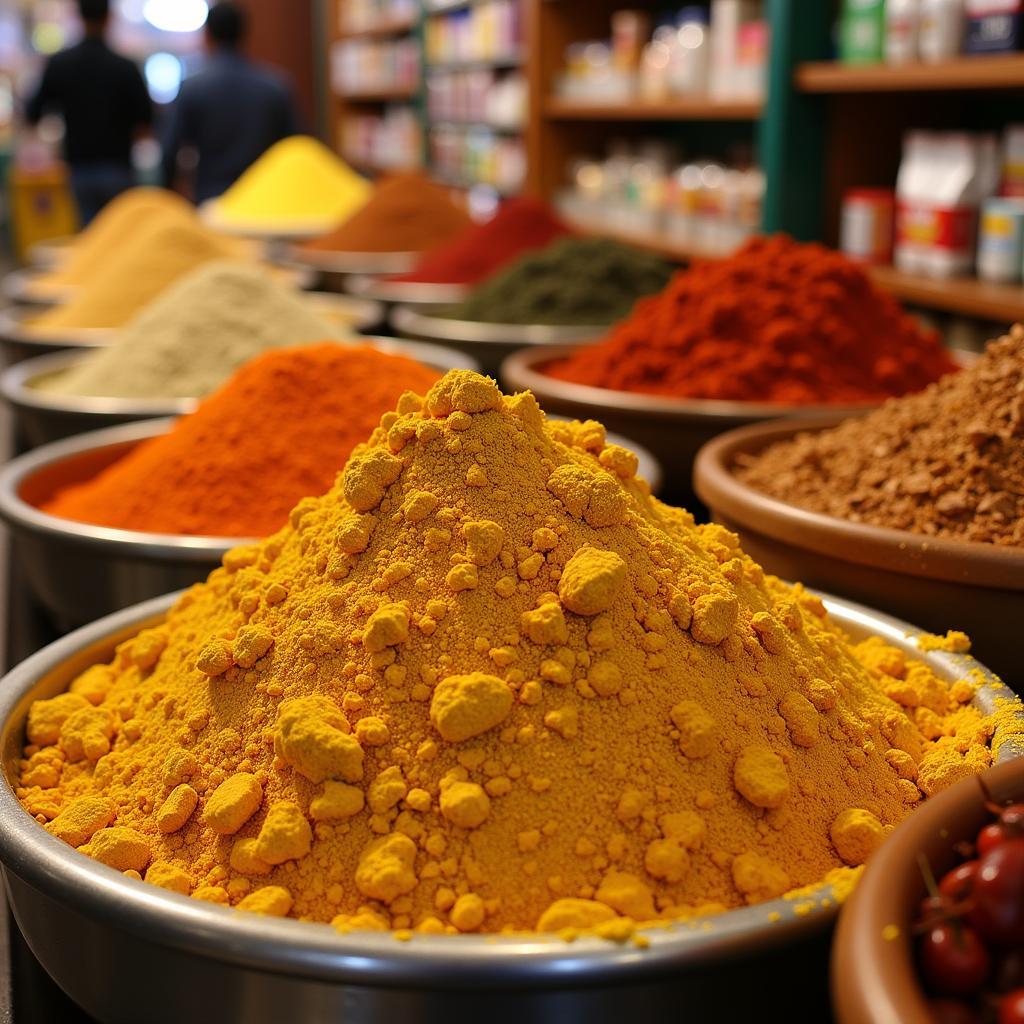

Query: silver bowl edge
0,589,1017,989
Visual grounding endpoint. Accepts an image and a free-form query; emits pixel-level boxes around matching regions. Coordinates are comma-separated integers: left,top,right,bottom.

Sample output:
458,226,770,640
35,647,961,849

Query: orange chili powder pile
302,172,472,254
42,344,440,538
546,235,959,404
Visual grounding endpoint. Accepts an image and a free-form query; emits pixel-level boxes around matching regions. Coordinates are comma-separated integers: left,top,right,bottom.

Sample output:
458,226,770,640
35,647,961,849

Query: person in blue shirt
162,1,300,204
26,0,152,224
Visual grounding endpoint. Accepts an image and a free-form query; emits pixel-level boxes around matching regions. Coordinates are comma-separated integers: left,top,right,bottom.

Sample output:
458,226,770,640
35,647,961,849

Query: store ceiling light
142,0,208,34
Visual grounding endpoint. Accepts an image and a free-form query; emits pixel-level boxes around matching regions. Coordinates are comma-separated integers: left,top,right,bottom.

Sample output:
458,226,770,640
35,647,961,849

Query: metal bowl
0,336,482,623
285,246,422,297
693,414,1024,687
0,350,196,448
393,307,607,378
0,420,249,630
1,268,70,306
0,306,110,366
501,346,881,509
1,591,1017,1024
345,274,470,309
25,235,74,269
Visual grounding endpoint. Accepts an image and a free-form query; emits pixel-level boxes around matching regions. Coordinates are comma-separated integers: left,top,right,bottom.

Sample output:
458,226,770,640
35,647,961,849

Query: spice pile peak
17,371,1004,936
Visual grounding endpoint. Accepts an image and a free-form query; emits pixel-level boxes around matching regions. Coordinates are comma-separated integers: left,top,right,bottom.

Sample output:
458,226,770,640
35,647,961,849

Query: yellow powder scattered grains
15,371,1017,939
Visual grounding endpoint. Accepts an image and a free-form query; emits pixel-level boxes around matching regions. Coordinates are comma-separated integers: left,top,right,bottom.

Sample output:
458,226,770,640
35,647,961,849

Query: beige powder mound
41,262,352,401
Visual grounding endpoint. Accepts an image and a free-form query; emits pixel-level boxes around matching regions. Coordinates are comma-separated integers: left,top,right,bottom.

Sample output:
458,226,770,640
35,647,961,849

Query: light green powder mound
40,262,351,400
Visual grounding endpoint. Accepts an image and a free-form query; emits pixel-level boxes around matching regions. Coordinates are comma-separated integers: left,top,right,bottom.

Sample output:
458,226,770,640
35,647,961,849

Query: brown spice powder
735,326,1024,547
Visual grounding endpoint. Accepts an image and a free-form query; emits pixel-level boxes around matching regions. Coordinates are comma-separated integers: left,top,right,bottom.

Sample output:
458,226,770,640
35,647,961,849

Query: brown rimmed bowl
693,414,1024,687
501,346,879,508
832,757,1024,1023
0,591,1017,1024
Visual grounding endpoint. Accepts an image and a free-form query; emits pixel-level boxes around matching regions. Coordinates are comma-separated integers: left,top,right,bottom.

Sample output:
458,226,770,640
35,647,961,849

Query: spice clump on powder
16,372,1010,938
736,326,1024,548
40,344,440,538
39,263,351,401
546,235,958,404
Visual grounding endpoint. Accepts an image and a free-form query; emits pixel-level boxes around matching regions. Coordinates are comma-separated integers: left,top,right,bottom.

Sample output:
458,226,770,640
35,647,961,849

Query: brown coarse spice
736,326,1024,548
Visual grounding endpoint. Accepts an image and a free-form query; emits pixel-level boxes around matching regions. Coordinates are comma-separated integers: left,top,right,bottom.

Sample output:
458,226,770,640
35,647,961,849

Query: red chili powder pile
394,197,573,285
302,172,472,254
546,235,959,404
42,344,440,538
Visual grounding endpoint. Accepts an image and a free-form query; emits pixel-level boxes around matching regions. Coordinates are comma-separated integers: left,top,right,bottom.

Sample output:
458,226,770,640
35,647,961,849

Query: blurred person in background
162,1,300,204
25,0,152,224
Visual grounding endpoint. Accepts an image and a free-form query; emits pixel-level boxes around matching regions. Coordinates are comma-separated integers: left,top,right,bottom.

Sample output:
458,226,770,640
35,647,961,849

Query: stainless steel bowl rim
0,350,199,417
344,275,470,306
0,338,479,419
502,345,883,422
0,307,110,349
287,247,421,276
0,335,483,559
0,418,254,559
302,292,385,332
1,268,69,305
0,591,1018,987
393,307,610,346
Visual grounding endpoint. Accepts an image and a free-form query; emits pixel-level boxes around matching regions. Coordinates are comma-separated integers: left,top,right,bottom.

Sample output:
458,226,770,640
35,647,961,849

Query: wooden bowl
502,347,878,510
832,758,1024,1023
693,415,1024,687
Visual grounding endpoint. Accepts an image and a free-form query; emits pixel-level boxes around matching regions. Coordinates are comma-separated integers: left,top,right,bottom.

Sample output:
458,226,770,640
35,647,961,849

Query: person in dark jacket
162,1,300,204
26,0,153,224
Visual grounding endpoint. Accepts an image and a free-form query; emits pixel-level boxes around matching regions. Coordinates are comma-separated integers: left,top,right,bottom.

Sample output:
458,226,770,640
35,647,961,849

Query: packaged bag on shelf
885,0,921,62
964,0,1024,52
1002,125,1024,196
894,131,998,278
709,0,761,98
839,0,886,63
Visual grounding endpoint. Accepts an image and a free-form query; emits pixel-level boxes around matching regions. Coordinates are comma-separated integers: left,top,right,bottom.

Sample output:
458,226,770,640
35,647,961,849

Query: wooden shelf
336,13,417,39
338,85,418,102
563,216,733,263
344,152,422,176
796,54,1024,93
869,265,1024,322
545,97,763,121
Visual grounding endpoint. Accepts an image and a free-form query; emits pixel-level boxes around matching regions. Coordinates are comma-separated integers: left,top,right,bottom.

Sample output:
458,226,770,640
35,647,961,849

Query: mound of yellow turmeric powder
14,371,1011,937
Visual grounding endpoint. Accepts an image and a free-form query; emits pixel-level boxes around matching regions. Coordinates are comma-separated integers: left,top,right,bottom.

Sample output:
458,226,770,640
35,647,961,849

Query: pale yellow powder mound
211,136,370,232
15,372,1016,939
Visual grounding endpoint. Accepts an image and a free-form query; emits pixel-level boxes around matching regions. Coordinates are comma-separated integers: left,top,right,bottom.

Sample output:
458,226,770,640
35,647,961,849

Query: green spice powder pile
444,238,674,326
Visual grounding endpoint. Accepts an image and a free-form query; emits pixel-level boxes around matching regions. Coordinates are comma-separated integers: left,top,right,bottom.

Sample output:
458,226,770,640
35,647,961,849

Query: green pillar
759,0,832,239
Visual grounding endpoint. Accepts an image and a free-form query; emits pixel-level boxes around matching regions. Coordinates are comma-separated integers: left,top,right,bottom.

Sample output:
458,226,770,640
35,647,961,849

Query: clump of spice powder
545,235,958,405
17,371,1011,939
736,326,1024,547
